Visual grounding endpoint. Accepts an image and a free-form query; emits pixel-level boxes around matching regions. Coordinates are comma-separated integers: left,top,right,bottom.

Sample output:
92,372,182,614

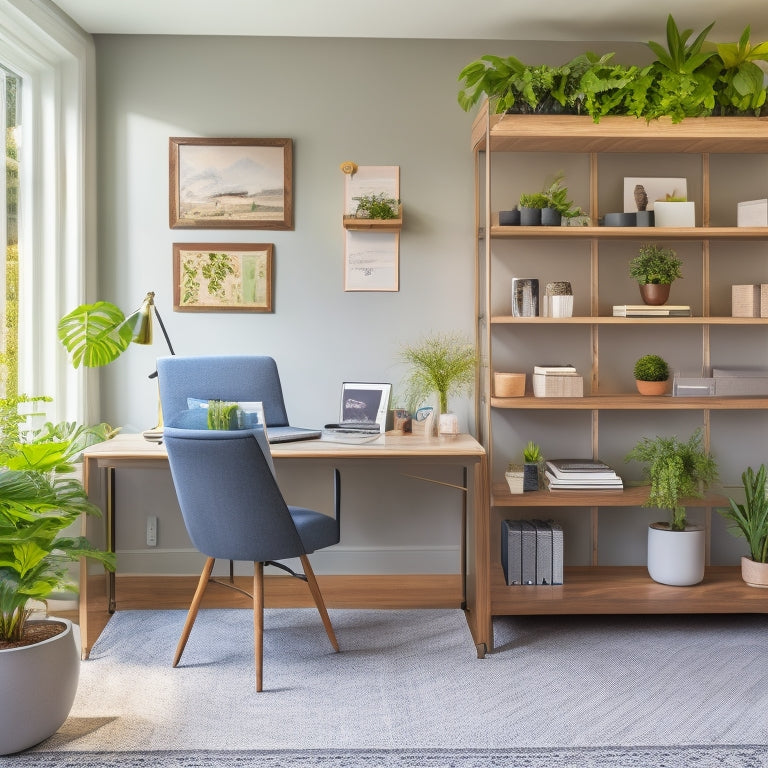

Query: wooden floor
64,574,463,645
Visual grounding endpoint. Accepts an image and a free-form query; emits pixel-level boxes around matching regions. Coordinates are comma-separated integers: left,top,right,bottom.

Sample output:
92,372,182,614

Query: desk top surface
83,432,485,462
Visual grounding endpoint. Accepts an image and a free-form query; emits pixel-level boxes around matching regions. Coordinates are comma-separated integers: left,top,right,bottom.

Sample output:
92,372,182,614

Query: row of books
501,519,563,586
544,458,623,490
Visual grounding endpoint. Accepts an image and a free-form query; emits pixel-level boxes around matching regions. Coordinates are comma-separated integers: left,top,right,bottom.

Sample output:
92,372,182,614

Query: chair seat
289,507,340,554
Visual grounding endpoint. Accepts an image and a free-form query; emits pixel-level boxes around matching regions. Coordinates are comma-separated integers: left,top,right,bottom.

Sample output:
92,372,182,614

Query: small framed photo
623,177,687,212
340,382,392,429
169,137,293,229
173,242,273,312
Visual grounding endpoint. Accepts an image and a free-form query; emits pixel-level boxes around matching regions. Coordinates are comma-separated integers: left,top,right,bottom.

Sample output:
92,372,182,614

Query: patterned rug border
9,745,768,768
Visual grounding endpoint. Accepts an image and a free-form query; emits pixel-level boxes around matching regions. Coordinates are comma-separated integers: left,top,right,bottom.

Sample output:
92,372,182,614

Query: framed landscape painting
169,137,293,229
173,243,273,312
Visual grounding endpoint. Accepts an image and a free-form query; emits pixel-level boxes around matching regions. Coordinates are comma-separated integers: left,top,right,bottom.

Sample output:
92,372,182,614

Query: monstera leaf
57,301,133,368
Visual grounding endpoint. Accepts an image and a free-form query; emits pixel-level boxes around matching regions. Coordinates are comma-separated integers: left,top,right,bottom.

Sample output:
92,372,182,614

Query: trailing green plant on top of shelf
457,15,768,122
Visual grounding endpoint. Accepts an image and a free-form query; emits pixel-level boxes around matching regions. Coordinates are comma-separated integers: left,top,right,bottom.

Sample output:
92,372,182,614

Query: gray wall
98,34,733,575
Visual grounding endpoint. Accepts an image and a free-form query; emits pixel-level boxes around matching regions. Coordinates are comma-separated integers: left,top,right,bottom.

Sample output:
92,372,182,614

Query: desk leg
107,467,116,614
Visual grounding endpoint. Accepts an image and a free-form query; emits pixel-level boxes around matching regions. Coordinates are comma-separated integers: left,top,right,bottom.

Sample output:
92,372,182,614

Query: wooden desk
79,432,488,658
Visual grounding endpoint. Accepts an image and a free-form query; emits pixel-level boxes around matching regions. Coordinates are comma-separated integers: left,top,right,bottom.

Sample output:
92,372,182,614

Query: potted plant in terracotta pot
0,396,116,754
633,354,670,395
399,332,476,436
718,464,768,587
628,243,683,305
625,428,718,586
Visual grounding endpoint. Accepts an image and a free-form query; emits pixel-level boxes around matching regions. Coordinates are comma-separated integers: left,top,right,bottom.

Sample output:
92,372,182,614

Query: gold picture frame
169,137,293,229
173,242,273,313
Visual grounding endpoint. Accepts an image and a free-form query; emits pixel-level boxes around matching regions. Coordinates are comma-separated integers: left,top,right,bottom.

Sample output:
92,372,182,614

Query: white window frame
0,0,96,424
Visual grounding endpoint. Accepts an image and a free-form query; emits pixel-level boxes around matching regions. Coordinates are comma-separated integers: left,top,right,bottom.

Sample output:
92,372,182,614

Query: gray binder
521,521,537,585
533,519,553,585
501,519,522,585
549,520,564,585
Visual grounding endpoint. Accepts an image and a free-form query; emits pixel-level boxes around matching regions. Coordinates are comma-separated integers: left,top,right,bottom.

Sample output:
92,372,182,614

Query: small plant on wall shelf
633,354,670,396
628,243,682,305
353,193,400,220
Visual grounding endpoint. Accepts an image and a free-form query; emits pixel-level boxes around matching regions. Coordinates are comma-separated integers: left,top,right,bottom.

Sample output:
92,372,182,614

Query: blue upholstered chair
164,426,340,691
156,355,290,428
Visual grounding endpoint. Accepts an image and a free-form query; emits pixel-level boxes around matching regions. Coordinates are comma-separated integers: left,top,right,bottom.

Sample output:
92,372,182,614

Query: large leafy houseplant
718,464,768,564
625,428,718,531
0,396,116,645
399,333,476,414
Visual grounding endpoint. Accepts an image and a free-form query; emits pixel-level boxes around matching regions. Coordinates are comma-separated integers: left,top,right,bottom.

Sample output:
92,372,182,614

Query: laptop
322,382,391,442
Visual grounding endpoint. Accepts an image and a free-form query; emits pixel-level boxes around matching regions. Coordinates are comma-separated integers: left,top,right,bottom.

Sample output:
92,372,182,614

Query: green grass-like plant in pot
718,464,768,586
522,441,543,491
633,354,670,396
628,243,683,305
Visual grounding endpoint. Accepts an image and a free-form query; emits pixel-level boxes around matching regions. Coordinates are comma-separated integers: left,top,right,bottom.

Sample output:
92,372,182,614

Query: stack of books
612,304,692,317
544,458,623,490
501,519,564,586
532,365,584,397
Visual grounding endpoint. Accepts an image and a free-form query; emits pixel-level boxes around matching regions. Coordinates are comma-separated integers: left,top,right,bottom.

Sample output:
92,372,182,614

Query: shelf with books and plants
467,101,768,652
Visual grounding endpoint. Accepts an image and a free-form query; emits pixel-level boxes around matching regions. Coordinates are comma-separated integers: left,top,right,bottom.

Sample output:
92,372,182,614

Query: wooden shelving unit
464,104,768,657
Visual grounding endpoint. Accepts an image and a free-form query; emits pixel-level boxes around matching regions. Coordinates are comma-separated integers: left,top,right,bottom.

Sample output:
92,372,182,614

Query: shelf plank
490,566,768,615
491,483,728,508
490,316,768,325
486,225,768,240
490,394,768,410
472,113,768,154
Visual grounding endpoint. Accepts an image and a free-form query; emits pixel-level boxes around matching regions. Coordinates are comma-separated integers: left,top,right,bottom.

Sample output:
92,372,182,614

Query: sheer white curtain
0,0,95,423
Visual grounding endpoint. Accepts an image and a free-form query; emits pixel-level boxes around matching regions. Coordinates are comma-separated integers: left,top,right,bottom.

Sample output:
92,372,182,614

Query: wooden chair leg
254,561,264,691
173,557,215,667
300,554,339,652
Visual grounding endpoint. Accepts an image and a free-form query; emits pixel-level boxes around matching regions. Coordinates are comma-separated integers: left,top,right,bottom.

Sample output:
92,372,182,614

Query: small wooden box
494,372,526,397
533,373,584,397
732,284,761,317
737,199,768,227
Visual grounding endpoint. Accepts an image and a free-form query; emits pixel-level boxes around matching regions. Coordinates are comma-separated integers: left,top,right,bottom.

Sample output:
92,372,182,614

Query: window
1,66,20,398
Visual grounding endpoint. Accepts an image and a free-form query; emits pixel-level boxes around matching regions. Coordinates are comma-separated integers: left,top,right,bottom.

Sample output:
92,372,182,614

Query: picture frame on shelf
172,242,273,313
169,137,293,229
623,177,687,213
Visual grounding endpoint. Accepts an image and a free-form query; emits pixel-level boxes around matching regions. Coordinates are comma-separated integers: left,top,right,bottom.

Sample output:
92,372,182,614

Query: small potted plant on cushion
0,396,116,754
628,243,683,305
522,441,543,491
718,464,768,587
633,354,670,396
625,428,717,586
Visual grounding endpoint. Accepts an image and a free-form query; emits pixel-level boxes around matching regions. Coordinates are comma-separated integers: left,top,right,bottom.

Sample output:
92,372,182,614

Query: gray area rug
9,608,768,766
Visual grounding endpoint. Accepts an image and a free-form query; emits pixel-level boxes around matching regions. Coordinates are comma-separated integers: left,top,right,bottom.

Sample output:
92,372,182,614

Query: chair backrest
163,427,305,563
157,355,290,428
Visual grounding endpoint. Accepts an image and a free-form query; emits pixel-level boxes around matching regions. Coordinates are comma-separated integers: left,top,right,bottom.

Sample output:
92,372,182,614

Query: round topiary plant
633,354,669,382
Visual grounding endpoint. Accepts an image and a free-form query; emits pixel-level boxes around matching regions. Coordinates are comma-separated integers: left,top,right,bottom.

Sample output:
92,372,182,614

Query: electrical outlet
146,515,158,547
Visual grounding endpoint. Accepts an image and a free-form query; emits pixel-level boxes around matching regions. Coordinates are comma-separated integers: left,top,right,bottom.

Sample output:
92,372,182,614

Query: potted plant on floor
633,354,670,396
628,243,683,305
0,396,116,755
625,428,717,586
718,464,768,587
399,332,476,436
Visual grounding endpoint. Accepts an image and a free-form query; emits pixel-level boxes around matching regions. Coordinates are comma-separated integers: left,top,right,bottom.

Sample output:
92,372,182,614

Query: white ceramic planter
653,201,695,228
647,523,705,586
0,618,80,754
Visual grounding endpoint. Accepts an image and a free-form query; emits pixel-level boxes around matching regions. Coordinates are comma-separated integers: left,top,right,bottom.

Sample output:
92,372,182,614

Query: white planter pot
647,523,705,586
0,618,80,754
653,201,695,228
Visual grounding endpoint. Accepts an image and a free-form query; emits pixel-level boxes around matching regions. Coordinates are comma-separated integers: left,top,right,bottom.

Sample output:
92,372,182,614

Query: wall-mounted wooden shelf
343,205,403,231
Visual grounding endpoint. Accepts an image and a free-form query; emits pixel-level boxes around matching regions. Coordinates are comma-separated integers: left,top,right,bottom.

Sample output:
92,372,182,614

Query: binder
501,519,522,585
520,521,537,585
533,519,553,585
550,520,564,585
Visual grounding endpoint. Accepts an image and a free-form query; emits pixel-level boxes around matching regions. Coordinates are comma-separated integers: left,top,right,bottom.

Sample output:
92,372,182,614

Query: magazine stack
544,458,623,491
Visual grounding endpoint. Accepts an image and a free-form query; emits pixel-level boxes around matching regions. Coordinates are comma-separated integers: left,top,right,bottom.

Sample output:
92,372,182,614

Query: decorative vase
647,523,705,586
741,556,768,588
541,207,562,226
438,412,459,437
653,201,695,228
639,283,671,306
519,206,542,226
0,618,80,754
635,379,669,396
523,462,540,491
